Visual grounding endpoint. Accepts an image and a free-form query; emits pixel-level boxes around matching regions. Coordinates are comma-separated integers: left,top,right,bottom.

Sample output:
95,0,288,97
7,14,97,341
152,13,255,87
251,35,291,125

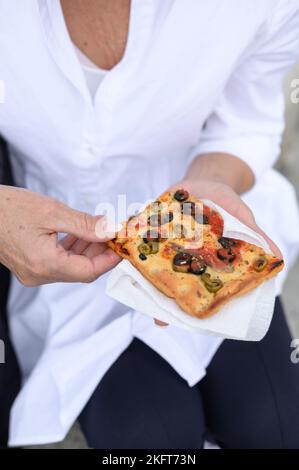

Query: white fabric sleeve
191,0,299,181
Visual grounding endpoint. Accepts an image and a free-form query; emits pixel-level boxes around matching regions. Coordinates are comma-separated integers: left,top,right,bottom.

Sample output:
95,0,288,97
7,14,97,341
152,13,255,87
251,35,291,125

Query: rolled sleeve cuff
189,135,281,182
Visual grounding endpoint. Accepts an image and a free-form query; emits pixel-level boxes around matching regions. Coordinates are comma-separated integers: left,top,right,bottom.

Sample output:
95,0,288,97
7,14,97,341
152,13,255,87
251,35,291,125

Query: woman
0,0,299,448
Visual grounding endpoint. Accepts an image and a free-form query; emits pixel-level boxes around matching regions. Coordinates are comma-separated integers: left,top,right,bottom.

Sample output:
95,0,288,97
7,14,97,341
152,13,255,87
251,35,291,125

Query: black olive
159,212,173,225
269,259,284,271
217,248,236,263
139,253,147,261
218,237,238,249
143,230,166,243
181,202,208,224
174,189,189,202
181,201,196,217
148,211,174,227
194,213,209,225
147,214,160,227
163,212,174,224
173,252,192,265
172,252,192,273
189,257,206,275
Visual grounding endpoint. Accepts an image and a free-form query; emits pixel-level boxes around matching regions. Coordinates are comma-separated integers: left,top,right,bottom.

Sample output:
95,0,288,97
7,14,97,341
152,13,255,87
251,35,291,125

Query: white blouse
0,0,299,446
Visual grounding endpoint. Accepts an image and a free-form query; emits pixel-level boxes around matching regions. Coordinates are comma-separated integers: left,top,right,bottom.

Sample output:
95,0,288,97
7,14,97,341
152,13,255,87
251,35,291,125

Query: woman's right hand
0,186,121,286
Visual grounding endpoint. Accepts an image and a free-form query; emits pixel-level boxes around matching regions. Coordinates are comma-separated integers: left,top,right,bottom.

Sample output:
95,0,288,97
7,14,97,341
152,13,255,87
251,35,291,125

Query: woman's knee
79,339,206,449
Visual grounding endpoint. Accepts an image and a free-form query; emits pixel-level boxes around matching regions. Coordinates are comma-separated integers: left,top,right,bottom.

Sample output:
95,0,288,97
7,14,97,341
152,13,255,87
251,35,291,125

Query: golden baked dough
108,190,284,318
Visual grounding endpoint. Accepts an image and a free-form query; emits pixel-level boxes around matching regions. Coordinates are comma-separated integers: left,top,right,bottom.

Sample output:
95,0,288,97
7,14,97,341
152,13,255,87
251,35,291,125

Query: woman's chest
0,0,269,165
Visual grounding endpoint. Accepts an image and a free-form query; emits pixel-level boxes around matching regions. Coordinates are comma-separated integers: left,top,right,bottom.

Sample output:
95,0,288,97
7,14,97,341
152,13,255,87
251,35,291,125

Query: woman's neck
60,0,131,70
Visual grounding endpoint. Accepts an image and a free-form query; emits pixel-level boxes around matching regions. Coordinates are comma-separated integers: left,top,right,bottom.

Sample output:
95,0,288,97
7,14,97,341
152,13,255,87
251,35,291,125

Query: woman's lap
79,337,205,449
200,298,299,448
79,298,299,449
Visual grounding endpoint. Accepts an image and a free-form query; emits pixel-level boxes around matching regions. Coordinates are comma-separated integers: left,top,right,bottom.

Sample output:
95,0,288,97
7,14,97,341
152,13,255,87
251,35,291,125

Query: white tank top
73,44,108,99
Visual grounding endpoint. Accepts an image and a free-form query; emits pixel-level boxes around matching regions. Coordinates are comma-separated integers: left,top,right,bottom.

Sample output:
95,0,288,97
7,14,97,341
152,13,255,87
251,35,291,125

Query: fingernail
154,320,168,327
95,216,122,239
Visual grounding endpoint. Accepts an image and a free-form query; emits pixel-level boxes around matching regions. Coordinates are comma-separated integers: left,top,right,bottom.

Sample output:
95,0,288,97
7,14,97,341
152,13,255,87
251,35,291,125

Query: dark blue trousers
0,295,21,448
0,137,21,448
79,298,299,449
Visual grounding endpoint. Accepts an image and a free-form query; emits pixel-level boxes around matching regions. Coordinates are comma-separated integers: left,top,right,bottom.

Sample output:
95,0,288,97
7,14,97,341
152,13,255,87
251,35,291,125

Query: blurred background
28,60,299,449
280,60,299,336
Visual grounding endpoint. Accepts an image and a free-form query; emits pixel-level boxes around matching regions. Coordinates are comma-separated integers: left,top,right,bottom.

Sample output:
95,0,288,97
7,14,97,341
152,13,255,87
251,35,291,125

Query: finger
154,319,169,327
89,248,121,273
232,204,283,258
83,242,107,259
59,234,78,250
51,205,120,243
71,239,91,255
53,247,121,283
252,225,283,259
237,216,283,258
95,217,122,240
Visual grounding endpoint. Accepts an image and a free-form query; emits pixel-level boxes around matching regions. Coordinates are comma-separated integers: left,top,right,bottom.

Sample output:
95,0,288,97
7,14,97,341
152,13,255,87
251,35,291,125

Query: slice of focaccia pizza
108,189,284,318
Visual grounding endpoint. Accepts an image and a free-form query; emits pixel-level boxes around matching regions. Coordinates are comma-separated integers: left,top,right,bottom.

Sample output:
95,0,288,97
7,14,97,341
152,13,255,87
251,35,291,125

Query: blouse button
83,143,96,156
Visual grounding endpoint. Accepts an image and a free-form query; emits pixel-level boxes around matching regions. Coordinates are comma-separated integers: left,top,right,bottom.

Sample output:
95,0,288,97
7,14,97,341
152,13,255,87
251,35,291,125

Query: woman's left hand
172,178,282,257
154,177,282,327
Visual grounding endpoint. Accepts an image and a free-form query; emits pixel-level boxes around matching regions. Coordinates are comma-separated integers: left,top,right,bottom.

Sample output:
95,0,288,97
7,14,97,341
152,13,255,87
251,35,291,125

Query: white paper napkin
106,200,277,341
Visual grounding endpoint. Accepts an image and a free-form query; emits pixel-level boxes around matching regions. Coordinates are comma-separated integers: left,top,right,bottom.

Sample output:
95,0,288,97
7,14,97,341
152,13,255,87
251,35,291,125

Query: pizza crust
108,191,284,319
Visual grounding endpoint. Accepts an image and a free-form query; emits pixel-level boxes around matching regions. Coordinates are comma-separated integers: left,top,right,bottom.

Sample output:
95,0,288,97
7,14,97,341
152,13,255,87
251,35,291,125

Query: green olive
149,241,159,254
201,273,211,283
253,257,268,272
138,241,159,255
201,273,223,293
138,243,152,255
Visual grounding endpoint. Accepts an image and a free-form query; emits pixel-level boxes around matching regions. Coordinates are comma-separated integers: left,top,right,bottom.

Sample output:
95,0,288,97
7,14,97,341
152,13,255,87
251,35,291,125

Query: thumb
252,224,283,259
51,205,119,243
233,203,283,259
237,209,283,258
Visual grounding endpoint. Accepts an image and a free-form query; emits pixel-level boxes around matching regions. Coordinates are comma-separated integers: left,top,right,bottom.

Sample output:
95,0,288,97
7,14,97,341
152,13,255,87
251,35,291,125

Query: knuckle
41,198,57,217
28,256,43,276
45,199,66,225
27,253,49,280
83,266,98,284
80,212,94,235
84,273,97,284
18,273,39,287
14,261,43,287
237,203,254,222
